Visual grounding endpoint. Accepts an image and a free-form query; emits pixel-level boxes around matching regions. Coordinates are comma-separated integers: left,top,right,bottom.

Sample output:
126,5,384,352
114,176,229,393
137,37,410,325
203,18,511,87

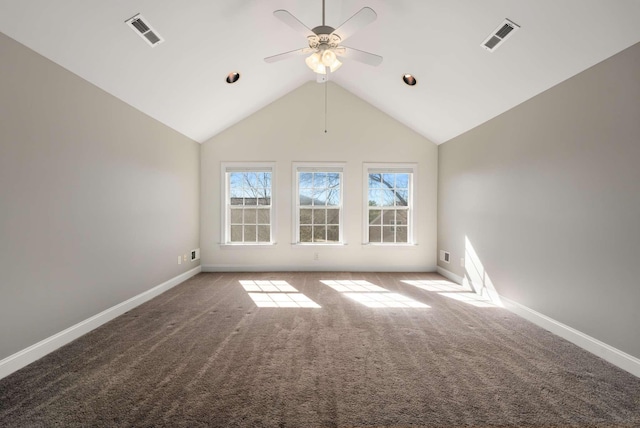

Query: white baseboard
0,266,201,381
202,264,434,272
435,265,640,378
436,265,464,284
500,296,640,378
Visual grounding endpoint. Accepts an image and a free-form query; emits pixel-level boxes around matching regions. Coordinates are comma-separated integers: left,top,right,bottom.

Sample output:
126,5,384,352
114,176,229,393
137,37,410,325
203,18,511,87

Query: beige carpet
1,272,639,427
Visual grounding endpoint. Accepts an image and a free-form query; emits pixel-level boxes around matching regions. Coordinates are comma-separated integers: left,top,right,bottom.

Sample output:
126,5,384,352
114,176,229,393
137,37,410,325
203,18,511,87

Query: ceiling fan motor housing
308,26,341,50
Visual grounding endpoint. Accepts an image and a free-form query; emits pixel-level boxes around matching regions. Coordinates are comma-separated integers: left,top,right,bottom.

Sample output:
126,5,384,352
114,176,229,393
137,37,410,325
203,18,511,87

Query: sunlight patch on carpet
241,280,321,308
321,280,429,309
402,279,499,308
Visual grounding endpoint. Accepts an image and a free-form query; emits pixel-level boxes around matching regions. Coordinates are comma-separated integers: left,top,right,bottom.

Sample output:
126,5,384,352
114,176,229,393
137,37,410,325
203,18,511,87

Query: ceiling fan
264,0,383,82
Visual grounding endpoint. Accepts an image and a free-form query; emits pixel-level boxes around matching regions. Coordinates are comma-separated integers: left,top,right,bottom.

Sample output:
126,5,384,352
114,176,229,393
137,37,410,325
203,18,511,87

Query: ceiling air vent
125,14,164,47
481,18,519,52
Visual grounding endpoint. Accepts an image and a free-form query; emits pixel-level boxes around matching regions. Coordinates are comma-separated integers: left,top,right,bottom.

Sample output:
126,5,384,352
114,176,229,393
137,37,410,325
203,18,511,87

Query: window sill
219,243,277,249
362,243,418,247
291,242,348,247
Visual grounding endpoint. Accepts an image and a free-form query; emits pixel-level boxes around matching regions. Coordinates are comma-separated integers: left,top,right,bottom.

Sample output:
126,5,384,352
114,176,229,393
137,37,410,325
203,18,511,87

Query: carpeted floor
1,272,639,427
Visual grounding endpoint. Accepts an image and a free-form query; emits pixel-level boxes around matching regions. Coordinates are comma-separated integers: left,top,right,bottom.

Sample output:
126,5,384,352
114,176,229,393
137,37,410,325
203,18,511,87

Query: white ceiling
1,1,639,144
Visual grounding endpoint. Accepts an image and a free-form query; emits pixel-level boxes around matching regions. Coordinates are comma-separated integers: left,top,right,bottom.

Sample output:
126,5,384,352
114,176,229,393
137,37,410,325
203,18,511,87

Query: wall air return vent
481,18,519,52
125,14,164,47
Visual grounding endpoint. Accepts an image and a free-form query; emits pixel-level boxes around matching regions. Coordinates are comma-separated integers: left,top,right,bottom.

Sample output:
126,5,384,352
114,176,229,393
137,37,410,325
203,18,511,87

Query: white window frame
363,163,417,245
292,162,346,245
221,162,276,246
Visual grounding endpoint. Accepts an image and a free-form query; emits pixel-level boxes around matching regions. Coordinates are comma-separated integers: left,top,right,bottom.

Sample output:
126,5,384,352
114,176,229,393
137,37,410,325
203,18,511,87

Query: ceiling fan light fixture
322,49,342,72
321,49,336,66
305,52,327,74
306,49,342,74
329,58,342,73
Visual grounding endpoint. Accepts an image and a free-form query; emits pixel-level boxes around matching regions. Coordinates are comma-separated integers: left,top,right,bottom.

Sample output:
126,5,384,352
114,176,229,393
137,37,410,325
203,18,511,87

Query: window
365,164,416,244
294,164,344,244
222,163,274,244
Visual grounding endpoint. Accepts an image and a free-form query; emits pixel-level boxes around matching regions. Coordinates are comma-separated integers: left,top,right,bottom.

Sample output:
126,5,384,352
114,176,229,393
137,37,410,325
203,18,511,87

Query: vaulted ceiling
1,1,639,144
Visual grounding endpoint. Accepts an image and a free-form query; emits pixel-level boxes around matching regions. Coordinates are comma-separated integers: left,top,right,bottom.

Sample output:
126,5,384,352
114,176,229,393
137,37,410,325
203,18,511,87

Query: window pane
231,225,243,242
244,197,257,206
382,189,395,207
257,209,270,224
300,226,312,243
326,189,340,206
383,173,395,188
369,226,382,243
327,172,340,185
245,172,258,188
244,209,257,224
368,190,378,207
396,210,408,225
395,189,409,207
258,196,271,206
382,210,395,225
369,209,381,225
370,189,383,207
300,209,312,225
244,225,257,242
299,172,313,188
313,172,327,187
313,189,327,206
313,209,326,225
396,173,409,189
313,226,326,242
257,225,270,242
326,209,340,225
396,226,408,243
230,208,243,224
230,186,244,198
300,188,313,205
369,173,383,189
382,226,395,243
229,172,243,188
258,172,271,188
326,226,339,242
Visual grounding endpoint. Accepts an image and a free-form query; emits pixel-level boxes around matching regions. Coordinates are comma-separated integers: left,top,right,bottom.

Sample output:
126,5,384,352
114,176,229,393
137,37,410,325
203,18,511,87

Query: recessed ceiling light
403,74,417,86
226,72,240,84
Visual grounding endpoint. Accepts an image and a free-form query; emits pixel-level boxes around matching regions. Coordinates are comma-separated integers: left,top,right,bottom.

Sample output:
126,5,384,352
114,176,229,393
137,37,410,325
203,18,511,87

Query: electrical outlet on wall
178,256,182,265
460,258,465,267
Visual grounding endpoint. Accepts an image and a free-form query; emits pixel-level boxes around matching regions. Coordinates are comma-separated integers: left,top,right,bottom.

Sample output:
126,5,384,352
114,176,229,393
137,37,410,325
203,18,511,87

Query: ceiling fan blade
336,46,383,66
264,47,313,63
332,7,377,42
273,10,316,38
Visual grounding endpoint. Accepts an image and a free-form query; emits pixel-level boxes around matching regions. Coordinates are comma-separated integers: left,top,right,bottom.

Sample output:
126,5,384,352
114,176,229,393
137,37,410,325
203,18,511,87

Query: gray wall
0,33,200,360
438,42,640,359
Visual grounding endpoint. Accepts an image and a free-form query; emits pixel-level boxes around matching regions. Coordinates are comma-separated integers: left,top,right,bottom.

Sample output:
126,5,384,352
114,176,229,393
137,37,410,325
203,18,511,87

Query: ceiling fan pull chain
324,80,328,134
